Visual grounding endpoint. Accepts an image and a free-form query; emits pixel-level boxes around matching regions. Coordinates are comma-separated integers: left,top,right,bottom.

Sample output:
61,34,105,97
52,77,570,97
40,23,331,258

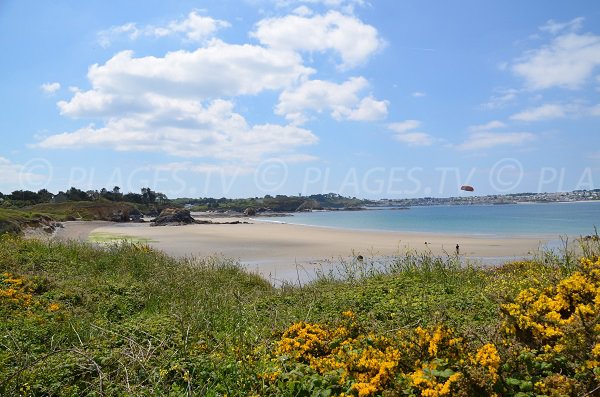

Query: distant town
378,189,600,207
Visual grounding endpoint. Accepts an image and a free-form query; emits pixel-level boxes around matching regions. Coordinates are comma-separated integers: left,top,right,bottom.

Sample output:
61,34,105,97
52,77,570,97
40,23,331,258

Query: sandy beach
54,217,555,283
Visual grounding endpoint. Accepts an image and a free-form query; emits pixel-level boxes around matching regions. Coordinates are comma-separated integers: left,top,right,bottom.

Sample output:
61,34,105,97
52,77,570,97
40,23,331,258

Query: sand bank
54,218,555,283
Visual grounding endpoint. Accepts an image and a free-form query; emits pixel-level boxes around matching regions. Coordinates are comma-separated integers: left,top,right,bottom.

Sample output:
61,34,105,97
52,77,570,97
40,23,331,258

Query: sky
1,0,599,199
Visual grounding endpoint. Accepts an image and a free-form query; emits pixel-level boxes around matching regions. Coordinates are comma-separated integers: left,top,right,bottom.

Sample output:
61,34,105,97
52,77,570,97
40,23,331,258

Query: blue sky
1,0,599,198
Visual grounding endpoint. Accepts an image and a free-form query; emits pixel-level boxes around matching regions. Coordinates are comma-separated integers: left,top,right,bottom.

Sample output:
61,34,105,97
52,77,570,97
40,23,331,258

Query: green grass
0,234,597,396
27,200,138,220
87,231,156,244
0,208,61,235
0,200,143,235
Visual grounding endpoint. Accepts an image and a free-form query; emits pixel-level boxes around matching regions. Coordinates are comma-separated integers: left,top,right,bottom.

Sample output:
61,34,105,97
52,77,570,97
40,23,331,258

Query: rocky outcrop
151,208,196,226
243,207,256,216
110,209,130,222
296,199,323,212
129,208,143,222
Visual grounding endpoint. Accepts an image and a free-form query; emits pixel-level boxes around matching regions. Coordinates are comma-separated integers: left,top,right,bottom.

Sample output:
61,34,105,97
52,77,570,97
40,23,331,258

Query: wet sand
54,219,554,283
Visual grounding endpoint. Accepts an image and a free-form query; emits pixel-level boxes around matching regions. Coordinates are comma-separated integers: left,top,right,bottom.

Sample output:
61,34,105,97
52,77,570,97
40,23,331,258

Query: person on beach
456,244,460,255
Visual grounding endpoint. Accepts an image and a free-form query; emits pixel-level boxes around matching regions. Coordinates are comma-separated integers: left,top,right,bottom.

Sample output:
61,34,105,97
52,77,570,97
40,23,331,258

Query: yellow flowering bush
499,256,600,395
0,271,63,319
273,317,401,396
267,258,600,395
409,363,461,397
501,256,600,351
1,272,33,307
472,343,500,382
275,321,331,361
269,316,506,396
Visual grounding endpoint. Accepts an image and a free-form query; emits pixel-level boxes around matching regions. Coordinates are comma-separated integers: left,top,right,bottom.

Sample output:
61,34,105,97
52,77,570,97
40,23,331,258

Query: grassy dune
0,201,140,235
1,235,599,396
0,208,60,235
28,200,138,220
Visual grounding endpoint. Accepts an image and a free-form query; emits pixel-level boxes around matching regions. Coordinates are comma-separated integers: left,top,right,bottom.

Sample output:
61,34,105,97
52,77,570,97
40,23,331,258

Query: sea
278,201,600,238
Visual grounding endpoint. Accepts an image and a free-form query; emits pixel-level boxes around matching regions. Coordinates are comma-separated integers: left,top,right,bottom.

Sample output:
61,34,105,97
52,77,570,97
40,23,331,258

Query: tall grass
1,233,599,395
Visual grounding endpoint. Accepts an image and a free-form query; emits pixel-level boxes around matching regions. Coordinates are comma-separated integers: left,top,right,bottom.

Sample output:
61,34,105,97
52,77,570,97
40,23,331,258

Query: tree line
0,187,168,207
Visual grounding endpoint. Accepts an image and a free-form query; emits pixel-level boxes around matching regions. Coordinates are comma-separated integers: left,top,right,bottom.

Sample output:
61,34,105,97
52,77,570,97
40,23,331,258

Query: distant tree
86,190,100,201
123,192,143,204
141,187,157,205
155,192,168,205
9,190,39,203
112,186,123,201
36,189,54,203
65,187,90,201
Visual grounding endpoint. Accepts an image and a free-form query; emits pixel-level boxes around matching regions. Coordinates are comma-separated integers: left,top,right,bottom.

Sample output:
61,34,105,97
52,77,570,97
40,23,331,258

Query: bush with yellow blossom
264,256,600,396
267,313,506,396
499,256,600,395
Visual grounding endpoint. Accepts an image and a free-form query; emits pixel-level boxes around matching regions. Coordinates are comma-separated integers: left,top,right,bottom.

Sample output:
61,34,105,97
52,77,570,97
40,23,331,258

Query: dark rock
151,208,196,226
145,209,160,217
129,208,143,222
243,207,256,216
110,209,130,222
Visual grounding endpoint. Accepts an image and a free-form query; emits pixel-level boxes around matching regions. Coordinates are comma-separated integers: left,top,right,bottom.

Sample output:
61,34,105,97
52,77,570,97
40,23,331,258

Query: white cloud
468,120,505,131
97,23,139,47
0,157,47,188
40,82,60,94
539,17,584,35
292,5,313,16
36,98,318,162
343,96,388,121
43,9,388,167
58,42,313,118
39,40,320,163
388,120,420,133
456,120,535,150
152,162,254,176
455,132,535,151
511,102,600,121
97,12,230,47
276,77,388,123
512,31,600,90
273,0,366,13
388,120,434,146
510,104,567,122
37,99,318,163
481,88,519,109
252,10,383,69
393,132,434,146
412,91,426,98
164,11,231,42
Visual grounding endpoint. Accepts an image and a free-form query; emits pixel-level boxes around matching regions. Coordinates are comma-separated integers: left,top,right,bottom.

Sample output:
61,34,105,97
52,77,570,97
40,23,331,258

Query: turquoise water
281,202,600,237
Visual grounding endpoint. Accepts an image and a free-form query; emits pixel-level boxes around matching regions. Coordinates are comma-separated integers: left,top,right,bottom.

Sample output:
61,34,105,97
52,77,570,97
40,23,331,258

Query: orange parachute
460,185,474,192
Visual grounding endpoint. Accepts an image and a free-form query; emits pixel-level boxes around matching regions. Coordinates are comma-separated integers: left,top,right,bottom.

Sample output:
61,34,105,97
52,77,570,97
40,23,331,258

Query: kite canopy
460,185,474,192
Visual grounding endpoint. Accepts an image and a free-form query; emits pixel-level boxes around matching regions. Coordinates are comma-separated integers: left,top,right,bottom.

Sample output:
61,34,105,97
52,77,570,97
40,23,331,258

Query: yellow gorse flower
501,256,600,353
1,272,33,307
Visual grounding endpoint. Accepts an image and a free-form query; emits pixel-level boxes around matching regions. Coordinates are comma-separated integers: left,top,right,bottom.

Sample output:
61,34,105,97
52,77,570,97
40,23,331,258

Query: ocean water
279,202,600,237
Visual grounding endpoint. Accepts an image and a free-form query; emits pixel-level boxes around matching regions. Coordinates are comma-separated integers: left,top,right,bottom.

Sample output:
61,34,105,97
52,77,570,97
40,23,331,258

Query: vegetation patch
0,234,599,396
88,231,155,245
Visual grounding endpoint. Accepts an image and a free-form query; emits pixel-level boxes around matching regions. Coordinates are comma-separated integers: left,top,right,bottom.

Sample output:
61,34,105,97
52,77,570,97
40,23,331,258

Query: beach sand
54,218,554,283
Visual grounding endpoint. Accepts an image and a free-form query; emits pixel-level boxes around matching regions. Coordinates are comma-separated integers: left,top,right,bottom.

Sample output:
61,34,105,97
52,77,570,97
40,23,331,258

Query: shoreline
251,216,561,240
53,219,562,282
